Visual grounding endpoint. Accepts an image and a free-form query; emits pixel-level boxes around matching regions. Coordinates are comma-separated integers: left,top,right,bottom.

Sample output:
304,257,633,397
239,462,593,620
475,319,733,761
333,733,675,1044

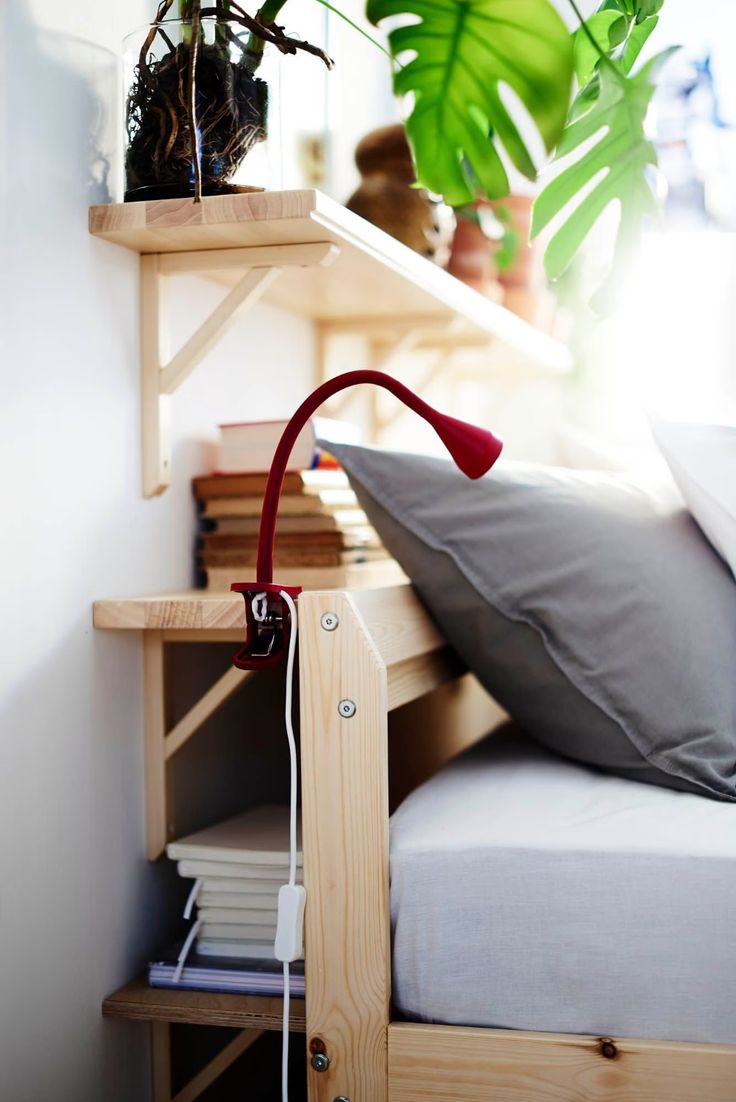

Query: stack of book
149,805,304,995
194,416,393,589
166,805,302,962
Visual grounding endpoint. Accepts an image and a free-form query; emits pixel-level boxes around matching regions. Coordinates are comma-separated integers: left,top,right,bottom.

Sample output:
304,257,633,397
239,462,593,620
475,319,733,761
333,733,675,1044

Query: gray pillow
323,443,736,801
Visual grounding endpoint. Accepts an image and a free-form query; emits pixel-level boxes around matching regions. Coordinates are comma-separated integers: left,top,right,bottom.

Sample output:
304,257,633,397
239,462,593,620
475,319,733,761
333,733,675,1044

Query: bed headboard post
299,589,391,1102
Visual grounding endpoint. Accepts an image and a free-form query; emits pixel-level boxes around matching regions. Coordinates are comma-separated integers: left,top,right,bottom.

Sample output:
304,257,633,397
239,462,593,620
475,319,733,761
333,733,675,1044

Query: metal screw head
320,612,339,632
311,1053,330,1073
338,699,357,719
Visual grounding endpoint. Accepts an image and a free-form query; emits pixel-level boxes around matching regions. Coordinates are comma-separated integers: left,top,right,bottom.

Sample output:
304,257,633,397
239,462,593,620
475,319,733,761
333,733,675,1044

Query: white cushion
653,419,736,580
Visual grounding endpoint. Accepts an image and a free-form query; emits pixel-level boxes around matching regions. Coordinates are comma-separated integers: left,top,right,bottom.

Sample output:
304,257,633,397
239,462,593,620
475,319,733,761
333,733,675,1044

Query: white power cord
254,589,304,1102
175,589,303,1100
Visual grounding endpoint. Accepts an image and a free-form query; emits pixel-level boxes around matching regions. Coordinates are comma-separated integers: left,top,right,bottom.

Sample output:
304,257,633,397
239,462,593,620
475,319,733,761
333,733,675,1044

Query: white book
167,805,302,866
198,908,278,927
178,859,301,882
197,938,282,961
216,416,360,475
198,877,283,896
201,922,277,941
199,891,279,910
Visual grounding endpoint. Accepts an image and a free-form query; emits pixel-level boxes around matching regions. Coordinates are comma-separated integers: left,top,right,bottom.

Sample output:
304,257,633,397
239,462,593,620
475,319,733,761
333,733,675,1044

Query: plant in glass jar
124,0,333,200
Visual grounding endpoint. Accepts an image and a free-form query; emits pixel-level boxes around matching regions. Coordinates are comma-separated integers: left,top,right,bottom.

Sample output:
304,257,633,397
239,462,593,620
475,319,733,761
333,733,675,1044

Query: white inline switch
275,884,306,963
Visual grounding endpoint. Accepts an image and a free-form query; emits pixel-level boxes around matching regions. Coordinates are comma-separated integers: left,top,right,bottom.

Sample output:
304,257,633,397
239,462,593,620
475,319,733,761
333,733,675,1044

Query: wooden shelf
93,564,406,636
103,977,304,1032
89,190,571,496
89,190,569,370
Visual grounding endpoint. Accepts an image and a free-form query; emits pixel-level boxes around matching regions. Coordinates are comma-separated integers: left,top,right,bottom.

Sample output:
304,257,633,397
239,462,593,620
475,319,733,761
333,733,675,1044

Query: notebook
167,805,302,866
149,945,305,995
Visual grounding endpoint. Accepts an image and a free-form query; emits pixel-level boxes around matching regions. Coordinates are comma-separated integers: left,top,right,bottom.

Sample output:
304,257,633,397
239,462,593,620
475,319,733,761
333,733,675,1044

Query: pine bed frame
298,582,736,1102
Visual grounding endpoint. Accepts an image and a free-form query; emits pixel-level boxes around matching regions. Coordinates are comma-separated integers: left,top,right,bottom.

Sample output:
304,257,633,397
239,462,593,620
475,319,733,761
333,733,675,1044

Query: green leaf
621,14,659,72
367,0,574,206
568,76,600,122
574,10,627,88
532,49,677,283
635,0,664,20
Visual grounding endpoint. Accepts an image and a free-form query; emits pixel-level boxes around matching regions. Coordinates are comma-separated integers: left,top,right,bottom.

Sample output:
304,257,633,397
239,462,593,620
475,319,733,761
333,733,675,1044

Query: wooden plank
158,241,338,275
95,592,247,632
102,978,304,1032
164,665,255,760
172,1029,263,1102
89,191,571,372
92,566,407,631
387,647,465,712
389,674,506,810
151,1021,172,1102
143,632,169,860
140,253,171,497
299,591,390,1102
349,584,446,673
388,1022,736,1102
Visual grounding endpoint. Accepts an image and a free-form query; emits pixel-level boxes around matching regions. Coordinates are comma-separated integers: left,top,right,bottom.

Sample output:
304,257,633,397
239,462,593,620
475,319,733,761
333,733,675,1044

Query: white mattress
390,728,736,1043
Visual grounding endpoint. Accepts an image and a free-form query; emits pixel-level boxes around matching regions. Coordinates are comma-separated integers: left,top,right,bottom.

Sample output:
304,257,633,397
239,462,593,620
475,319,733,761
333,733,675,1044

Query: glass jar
123,17,281,202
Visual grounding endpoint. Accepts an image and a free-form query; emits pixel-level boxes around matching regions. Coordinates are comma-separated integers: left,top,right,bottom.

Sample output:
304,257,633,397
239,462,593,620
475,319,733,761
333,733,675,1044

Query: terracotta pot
445,212,502,298
448,195,556,328
346,125,455,266
488,195,539,291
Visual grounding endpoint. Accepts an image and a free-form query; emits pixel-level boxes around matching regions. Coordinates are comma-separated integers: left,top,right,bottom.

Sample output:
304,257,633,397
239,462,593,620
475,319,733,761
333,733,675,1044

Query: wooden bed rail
297,581,736,1102
298,585,502,1102
349,584,465,710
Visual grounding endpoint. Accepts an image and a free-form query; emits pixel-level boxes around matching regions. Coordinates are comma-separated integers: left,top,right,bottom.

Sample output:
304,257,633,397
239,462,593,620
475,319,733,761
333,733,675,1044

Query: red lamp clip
231,369,503,670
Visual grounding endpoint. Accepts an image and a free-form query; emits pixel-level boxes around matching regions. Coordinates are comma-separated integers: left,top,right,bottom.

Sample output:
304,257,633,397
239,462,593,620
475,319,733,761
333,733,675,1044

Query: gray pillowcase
323,443,736,801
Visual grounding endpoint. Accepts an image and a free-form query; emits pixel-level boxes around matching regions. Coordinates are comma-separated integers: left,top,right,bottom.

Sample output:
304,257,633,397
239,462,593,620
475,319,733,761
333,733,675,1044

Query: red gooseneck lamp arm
231,369,503,669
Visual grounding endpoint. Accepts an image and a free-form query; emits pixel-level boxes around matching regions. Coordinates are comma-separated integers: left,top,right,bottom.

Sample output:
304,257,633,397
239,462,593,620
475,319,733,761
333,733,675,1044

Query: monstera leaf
532,49,677,284
366,0,574,207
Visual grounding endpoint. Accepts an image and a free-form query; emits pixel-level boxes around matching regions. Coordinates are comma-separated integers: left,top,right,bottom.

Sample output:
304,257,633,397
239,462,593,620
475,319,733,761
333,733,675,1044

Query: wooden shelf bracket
140,240,339,497
150,1020,264,1102
143,631,256,859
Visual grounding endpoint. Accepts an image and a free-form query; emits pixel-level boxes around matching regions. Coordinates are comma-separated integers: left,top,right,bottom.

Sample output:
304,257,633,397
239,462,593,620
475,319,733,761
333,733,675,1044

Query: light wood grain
386,647,465,711
300,591,390,1102
164,665,254,761
102,978,304,1032
203,560,407,594
151,1021,172,1102
143,632,169,860
89,190,570,371
92,567,407,631
388,1022,736,1102
350,584,445,673
140,253,170,497
158,240,338,275
389,674,506,810
172,1028,263,1102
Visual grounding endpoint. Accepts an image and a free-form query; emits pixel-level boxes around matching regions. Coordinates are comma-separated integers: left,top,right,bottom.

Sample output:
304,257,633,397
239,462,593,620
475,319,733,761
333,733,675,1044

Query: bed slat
388,1022,736,1102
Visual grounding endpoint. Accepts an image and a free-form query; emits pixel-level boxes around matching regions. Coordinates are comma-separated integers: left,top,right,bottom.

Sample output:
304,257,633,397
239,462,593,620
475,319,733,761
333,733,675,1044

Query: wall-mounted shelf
89,190,572,496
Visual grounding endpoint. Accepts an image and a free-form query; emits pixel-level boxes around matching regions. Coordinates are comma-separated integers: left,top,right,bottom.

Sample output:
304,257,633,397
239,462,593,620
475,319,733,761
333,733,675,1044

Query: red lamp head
231,370,502,669
426,410,503,479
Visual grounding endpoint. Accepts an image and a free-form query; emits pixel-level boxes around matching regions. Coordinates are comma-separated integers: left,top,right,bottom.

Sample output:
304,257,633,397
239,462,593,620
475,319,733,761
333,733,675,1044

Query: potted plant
125,0,673,289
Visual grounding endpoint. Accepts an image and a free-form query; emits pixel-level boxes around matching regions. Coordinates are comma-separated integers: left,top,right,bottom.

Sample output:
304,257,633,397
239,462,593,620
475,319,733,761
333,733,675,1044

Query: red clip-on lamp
231,369,503,670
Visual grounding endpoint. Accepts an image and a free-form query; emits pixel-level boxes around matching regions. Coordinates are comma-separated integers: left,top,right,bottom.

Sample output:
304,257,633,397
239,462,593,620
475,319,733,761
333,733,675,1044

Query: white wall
0,3,317,1099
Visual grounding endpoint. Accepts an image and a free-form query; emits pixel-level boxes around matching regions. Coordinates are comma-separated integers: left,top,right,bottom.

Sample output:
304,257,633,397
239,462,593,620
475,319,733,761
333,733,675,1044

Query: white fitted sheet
390,728,736,1043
